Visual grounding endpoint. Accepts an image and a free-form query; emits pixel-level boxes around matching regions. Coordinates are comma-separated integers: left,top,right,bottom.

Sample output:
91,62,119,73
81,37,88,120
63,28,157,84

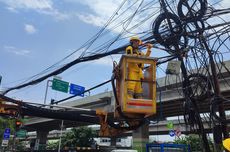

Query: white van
111,150,138,152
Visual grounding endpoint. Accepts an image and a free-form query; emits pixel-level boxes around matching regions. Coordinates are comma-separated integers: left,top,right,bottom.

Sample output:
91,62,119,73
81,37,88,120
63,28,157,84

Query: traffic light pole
0,75,2,85
43,80,52,105
58,120,64,152
13,131,16,152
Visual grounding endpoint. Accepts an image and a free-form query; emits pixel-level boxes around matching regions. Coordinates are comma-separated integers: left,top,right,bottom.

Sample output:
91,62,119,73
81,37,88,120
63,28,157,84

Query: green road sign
16,130,27,138
52,78,69,93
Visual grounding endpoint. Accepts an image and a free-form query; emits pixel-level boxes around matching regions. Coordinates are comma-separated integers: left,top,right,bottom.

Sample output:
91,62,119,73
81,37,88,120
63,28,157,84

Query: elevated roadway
26,116,230,140
24,61,230,133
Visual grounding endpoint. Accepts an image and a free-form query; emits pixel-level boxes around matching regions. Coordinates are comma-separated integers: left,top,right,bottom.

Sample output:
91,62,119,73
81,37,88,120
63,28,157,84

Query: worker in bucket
126,36,152,99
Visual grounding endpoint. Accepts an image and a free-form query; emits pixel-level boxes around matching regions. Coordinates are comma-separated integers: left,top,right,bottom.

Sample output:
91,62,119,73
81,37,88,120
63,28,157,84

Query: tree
46,140,59,150
0,117,28,151
0,117,15,141
61,126,97,149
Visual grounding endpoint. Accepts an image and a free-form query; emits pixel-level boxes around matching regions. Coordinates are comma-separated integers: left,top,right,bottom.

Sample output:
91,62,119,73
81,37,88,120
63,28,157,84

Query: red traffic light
15,121,22,126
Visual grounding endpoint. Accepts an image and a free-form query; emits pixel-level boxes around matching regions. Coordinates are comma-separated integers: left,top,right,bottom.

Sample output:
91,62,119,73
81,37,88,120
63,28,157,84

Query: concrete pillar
110,93,116,113
35,130,49,150
111,137,116,147
132,123,149,152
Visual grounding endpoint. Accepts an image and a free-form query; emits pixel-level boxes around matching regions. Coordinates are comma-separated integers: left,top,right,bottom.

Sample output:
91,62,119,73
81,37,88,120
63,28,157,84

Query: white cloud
0,0,53,11
24,24,37,34
0,0,70,20
71,0,159,34
4,45,31,56
77,14,106,27
79,0,120,18
220,0,230,8
75,0,123,28
67,0,119,17
0,0,158,31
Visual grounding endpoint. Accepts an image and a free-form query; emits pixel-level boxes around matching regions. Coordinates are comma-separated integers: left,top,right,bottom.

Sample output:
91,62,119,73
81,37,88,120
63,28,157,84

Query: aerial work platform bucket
116,55,157,115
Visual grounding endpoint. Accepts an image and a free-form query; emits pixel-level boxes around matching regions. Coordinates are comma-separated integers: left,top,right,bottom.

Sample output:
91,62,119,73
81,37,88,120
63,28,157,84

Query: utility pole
178,55,210,152
201,37,228,151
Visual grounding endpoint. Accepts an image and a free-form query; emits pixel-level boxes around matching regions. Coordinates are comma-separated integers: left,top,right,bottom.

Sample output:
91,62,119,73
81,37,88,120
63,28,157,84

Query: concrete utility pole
201,37,228,151
178,55,210,152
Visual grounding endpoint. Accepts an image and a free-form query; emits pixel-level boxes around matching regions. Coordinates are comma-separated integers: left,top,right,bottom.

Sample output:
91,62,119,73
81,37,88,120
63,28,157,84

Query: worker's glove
146,43,153,49
138,63,143,68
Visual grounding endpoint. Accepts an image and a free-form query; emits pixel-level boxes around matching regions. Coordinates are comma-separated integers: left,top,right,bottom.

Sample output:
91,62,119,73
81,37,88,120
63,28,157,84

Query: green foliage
61,126,97,149
0,117,15,141
14,140,27,151
175,134,202,151
174,134,214,152
0,117,29,151
47,140,59,150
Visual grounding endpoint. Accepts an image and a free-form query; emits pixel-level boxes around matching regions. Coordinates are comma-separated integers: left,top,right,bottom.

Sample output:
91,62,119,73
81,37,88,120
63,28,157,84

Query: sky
1,0,230,105
0,0,161,104
0,0,122,103
1,0,230,144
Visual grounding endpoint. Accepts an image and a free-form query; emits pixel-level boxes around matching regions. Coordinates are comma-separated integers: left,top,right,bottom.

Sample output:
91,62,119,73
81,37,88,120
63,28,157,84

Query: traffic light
15,120,22,130
50,99,55,105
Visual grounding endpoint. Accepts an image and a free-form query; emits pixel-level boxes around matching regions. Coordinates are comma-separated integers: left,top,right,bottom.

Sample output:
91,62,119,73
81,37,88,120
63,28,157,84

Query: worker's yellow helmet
130,36,142,45
223,138,230,151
